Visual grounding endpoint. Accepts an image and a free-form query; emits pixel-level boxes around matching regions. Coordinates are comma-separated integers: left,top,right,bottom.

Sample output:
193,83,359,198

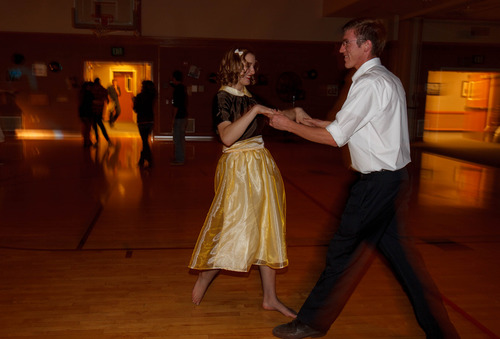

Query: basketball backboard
73,0,140,34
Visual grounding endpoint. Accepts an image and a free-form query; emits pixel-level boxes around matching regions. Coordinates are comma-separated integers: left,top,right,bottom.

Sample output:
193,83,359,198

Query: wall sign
32,63,47,77
111,47,124,56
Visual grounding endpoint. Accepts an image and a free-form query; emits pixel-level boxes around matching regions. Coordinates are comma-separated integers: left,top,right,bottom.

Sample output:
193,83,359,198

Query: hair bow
234,49,244,56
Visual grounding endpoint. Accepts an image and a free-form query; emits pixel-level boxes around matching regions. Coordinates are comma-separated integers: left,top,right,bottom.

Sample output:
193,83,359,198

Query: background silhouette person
78,81,94,147
107,79,121,127
91,78,112,146
170,70,188,165
133,80,156,168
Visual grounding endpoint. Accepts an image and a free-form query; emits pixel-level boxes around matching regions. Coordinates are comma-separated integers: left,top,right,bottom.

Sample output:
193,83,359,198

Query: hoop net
91,14,115,37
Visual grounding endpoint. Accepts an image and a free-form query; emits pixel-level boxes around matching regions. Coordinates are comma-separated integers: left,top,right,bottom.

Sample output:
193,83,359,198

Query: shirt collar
352,57,381,82
220,85,252,97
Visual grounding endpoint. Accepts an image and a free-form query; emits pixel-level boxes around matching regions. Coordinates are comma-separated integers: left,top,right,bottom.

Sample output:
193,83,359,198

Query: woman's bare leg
192,269,220,305
259,265,297,318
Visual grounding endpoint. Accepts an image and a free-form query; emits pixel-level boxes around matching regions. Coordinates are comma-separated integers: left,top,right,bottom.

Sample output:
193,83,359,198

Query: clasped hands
256,105,327,131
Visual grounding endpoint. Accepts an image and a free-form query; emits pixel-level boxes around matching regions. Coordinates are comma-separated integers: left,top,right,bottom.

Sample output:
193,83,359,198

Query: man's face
339,29,366,70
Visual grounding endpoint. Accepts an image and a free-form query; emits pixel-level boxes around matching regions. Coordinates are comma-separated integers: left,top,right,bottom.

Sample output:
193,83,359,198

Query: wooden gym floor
0,131,499,338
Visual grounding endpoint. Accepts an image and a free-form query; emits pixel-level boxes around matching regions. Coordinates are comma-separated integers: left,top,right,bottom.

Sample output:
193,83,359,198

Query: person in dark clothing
91,78,112,146
78,81,94,147
107,79,121,127
170,70,188,165
133,80,156,168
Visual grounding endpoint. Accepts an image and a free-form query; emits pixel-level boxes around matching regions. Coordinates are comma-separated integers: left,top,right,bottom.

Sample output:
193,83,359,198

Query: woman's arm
217,104,275,146
269,113,337,147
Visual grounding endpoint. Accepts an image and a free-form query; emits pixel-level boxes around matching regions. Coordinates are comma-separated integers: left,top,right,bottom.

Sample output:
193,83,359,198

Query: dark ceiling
322,0,500,22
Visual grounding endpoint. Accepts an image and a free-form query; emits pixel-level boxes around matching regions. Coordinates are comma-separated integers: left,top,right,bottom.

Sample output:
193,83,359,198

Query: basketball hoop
91,14,115,37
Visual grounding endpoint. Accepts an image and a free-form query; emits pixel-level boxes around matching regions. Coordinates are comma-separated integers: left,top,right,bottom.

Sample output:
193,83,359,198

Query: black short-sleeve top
213,86,266,142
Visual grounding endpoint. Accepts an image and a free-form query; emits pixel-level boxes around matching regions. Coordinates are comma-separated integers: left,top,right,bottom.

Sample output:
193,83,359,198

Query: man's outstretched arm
269,113,338,147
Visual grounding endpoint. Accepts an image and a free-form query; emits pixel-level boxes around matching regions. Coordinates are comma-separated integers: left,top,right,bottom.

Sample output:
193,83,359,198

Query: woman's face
235,53,256,90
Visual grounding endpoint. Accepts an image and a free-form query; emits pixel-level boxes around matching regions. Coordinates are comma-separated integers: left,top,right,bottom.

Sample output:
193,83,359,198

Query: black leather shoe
272,319,326,338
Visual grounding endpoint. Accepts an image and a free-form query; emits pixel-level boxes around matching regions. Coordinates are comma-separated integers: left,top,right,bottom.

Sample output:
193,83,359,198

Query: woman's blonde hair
217,47,258,86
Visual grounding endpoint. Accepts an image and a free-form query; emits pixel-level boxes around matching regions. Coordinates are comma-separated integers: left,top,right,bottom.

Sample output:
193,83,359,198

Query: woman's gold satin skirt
189,136,288,272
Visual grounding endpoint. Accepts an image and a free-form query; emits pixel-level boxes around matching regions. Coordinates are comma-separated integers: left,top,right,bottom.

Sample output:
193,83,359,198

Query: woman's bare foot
192,270,219,305
262,299,298,318
258,266,296,318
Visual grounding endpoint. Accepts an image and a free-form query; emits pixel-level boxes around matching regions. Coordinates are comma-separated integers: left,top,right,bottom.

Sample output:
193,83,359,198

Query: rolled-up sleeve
326,120,347,147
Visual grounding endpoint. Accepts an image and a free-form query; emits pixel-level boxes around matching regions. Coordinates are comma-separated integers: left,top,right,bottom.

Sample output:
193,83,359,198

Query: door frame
109,68,138,95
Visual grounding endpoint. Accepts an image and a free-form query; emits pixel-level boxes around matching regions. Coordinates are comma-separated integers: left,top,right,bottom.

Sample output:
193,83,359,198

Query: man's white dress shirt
326,58,411,174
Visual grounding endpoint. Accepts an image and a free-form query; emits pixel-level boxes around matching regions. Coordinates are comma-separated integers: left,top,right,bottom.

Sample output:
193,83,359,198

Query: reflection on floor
419,153,496,209
419,131,500,168
0,135,499,338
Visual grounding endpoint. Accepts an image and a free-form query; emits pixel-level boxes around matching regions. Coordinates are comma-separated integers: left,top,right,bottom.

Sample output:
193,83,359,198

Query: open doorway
84,61,152,134
424,70,500,144
110,71,135,123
